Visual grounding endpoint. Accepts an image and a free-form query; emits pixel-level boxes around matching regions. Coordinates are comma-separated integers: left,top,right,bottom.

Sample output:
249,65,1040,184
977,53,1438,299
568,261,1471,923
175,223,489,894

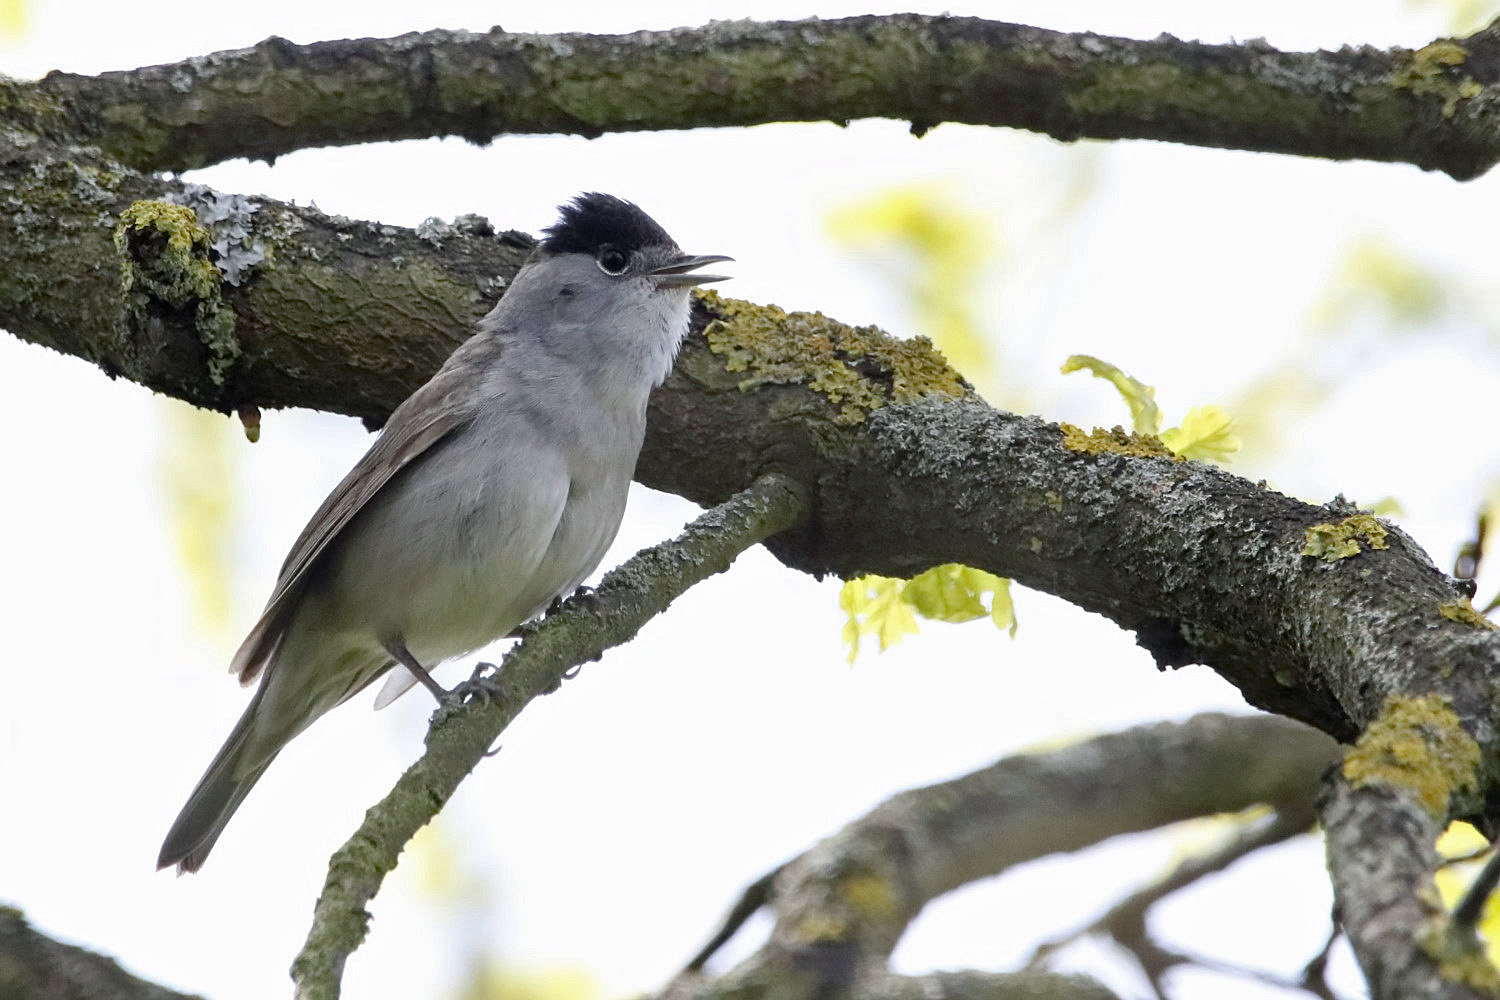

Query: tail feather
158,689,279,874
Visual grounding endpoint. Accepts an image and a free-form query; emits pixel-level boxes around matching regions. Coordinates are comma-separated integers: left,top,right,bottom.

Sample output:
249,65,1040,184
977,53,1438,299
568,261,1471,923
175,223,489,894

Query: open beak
652,253,734,288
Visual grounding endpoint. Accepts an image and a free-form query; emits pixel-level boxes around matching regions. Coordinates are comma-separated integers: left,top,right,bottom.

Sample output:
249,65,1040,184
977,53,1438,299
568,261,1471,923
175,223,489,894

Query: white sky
3,3,1499,1000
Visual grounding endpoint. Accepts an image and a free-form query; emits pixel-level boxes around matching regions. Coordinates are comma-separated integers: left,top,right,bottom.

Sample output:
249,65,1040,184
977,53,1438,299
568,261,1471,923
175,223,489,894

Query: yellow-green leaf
990,576,1018,636
1061,354,1161,434
901,564,990,622
158,400,238,635
1160,405,1241,463
840,576,918,663
841,565,1017,661
1434,821,1500,966
827,185,996,386
0,0,29,39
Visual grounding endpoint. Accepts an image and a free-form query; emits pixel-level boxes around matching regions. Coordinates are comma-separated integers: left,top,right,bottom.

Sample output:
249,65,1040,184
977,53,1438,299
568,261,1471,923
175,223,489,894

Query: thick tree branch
8,33,1500,997
1030,806,1319,995
0,136,529,421
3,149,1494,772
1322,760,1500,998
291,474,807,1000
663,968,1121,1000
0,906,203,1000
672,714,1334,1000
10,15,1500,179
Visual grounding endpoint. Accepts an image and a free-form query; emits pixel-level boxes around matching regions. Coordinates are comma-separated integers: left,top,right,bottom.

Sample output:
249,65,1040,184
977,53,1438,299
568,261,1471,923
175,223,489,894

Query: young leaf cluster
1062,354,1242,463
840,564,1016,663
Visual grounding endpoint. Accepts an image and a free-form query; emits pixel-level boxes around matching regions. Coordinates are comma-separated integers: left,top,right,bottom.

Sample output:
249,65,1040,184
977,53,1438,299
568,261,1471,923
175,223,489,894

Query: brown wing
229,347,489,684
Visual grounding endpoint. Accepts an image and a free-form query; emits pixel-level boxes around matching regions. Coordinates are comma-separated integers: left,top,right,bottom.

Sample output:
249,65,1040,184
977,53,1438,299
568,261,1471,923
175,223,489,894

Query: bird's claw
449,661,505,706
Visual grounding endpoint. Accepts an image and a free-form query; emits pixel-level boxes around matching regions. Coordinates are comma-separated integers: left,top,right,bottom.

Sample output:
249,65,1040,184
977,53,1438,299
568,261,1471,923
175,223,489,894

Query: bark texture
5,14,1500,1000
15,15,1500,179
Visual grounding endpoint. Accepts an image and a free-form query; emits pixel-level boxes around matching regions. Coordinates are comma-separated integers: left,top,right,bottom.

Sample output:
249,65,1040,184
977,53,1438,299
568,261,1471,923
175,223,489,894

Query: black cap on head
540,193,676,257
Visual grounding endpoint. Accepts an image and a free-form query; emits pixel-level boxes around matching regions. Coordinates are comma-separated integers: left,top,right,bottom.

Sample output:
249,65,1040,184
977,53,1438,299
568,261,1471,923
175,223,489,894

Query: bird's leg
383,639,447,704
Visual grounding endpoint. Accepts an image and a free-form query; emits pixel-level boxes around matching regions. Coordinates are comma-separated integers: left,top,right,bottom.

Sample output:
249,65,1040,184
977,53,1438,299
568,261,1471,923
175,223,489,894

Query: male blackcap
158,193,730,873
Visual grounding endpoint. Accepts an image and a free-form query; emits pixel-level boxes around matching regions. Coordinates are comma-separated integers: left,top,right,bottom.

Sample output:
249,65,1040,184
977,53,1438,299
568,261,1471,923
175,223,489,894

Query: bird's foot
449,661,505,706
546,584,596,618
539,658,592,694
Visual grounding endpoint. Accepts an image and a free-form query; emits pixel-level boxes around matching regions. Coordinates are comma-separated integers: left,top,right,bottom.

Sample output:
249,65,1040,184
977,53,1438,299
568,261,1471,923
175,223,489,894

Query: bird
158,193,730,873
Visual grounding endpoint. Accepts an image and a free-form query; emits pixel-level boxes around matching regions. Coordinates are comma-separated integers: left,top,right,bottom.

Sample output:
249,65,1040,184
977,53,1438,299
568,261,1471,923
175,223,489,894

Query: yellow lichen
1044,490,1063,512
1439,600,1499,630
792,913,847,943
1343,695,1480,819
114,201,221,304
1058,423,1178,459
1420,920,1500,992
1302,514,1390,561
698,290,971,424
1390,40,1485,118
840,873,898,919
114,200,238,385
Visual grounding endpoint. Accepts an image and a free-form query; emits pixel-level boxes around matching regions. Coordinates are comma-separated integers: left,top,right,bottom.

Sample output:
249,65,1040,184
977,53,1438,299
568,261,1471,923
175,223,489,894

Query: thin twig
1453,844,1500,932
1029,805,1315,975
290,473,808,1000
683,863,786,972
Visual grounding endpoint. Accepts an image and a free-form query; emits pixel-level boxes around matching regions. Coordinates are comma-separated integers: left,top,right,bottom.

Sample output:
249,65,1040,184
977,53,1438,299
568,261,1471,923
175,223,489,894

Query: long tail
157,686,280,874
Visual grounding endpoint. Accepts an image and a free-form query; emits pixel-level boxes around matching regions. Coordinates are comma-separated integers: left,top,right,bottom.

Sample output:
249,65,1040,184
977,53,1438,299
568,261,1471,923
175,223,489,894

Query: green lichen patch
1439,600,1499,630
114,200,239,386
1058,423,1179,459
1420,920,1500,993
791,912,848,944
1069,62,1324,134
840,872,898,919
1301,514,1390,561
1390,40,1484,118
699,290,970,425
115,201,220,303
1343,695,1480,819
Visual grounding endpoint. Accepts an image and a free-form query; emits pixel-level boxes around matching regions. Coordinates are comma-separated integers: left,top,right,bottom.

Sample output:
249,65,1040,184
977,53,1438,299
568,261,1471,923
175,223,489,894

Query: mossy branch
672,713,1335,1000
290,473,808,1000
0,906,202,1000
8,150,1500,1000
8,22,1500,995
12,15,1500,179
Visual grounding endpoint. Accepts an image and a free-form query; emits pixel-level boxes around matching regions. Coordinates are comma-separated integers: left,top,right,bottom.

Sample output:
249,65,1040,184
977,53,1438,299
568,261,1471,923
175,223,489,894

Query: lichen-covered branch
1029,804,1318,993
663,968,1122,1000
669,714,1334,1000
8,46,1500,996
0,137,529,420
641,303,1500,750
290,473,807,1000
0,906,202,1000
10,15,1500,179
1319,698,1499,998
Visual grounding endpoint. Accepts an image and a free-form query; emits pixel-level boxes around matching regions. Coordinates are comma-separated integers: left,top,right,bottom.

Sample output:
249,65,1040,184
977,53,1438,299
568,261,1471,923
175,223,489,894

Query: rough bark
0,906,203,1000
292,474,808,1000
13,15,1500,179
5,15,1500,1000
669,714,1336,1000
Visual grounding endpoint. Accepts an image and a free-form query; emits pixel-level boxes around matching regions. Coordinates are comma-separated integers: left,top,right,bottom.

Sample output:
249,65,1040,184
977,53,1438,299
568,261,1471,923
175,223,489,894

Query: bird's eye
596,247,629,275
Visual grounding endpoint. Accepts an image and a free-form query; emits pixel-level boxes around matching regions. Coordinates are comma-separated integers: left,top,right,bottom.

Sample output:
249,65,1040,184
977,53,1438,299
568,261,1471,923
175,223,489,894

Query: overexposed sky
3,3,1499,1000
